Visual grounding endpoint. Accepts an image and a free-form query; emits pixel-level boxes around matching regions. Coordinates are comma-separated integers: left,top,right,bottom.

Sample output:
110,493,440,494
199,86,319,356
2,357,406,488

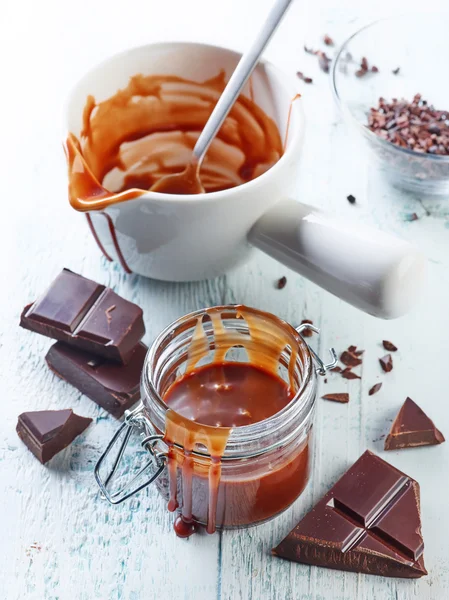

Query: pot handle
248,198,426,319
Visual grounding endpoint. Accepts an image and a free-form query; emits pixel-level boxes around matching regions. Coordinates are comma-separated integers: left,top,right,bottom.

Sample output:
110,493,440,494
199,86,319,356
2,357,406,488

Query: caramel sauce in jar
142,306,317,536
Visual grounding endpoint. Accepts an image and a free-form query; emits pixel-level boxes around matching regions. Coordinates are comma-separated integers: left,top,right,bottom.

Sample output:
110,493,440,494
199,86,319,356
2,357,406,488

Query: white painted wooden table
2,1,449,598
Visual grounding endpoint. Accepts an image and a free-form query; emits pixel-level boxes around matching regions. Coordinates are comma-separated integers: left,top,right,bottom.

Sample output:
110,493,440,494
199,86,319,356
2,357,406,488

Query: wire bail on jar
295,322,337,375
94,405,168,505
94,322,336,505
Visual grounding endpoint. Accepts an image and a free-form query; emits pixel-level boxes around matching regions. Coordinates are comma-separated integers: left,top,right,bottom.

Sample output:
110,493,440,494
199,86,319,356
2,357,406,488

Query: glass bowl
332,14,449,196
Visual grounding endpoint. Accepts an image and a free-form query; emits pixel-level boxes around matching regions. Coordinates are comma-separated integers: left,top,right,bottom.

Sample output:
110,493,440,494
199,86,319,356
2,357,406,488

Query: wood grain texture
1,0,449,598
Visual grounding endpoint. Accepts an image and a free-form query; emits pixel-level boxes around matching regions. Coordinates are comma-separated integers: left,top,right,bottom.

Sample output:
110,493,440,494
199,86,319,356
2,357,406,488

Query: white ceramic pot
65,42,425,319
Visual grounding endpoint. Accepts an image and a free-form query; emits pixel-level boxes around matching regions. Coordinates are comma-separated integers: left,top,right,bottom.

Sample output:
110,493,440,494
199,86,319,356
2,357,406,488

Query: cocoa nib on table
340,350,362,368
341,368,361,380
303,46,331,73
299,319,314,337
297,71,313,84
369,383,383,396
383,340,398,352
273,450,427,578
317,51,331,73
322,393,349,404
276,276,287,289
347,345,364,356
379,354,393,373
385,398,445,451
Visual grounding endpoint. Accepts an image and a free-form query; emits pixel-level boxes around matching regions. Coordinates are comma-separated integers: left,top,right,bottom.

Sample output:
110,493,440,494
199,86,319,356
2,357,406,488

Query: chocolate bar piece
273,450,427,578
46,341,147,418
20,269,145,364
17,409,92,464
385,398,445,450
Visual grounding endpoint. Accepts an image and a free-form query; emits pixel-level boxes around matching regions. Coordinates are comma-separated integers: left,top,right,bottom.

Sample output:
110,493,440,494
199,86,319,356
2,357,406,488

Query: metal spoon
150,0,295,195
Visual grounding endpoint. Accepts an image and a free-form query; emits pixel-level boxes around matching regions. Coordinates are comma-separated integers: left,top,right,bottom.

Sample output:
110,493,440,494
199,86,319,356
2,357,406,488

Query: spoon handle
192,0,295,165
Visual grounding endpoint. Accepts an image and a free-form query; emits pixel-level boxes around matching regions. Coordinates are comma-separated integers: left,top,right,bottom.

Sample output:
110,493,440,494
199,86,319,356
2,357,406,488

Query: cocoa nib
317,51,331,73
340,350,362,368
323,34,334,46
297,71,313,84
355,56,377,78
276,276,287,289
392,67,400,75
369,383,383,396
382,340,398,352
347,194,356,204
379,354,393,373
322,393,349,403
341,368,361,380
367,94,449,155
300,319,314,337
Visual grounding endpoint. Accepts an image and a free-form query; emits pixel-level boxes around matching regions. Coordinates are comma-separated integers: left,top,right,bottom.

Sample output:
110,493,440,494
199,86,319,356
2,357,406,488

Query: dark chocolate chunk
371,65,379,73
323,34,334,46
46,342,147,418
273,450,427,578
17,409,92,464
380,354,393,373
385,398,445,450
20,269,145,364
383,340,398,352
322,393,349,404
369,383,383,396
299,319,313,337
276,276,287,289
331,366,342,373
347,194,356,204
341,368,361,380
340,350,362,368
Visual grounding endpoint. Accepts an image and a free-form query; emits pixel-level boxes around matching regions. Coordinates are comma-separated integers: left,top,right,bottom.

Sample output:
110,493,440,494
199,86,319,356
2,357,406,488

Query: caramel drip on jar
66,72,283,210
165,409,230,535
163,306,304,536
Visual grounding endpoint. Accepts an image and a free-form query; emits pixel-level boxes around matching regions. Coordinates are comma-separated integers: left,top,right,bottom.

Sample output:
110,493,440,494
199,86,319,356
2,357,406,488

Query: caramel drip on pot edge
66,72,284,211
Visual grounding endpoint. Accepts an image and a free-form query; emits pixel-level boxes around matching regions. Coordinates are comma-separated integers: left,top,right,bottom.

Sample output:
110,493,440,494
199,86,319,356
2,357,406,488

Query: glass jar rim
141,305,317,459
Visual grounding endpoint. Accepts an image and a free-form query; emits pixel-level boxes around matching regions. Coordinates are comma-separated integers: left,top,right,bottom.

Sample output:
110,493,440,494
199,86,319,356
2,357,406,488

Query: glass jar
95,305,336,535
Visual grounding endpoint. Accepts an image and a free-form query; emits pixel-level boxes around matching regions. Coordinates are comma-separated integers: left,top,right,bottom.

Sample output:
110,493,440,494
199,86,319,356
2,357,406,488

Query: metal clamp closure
94,405,168,505
296,323,337,376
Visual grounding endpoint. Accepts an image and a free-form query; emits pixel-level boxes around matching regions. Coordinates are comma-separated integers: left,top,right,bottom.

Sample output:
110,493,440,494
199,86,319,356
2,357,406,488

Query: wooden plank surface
1,1,449,598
